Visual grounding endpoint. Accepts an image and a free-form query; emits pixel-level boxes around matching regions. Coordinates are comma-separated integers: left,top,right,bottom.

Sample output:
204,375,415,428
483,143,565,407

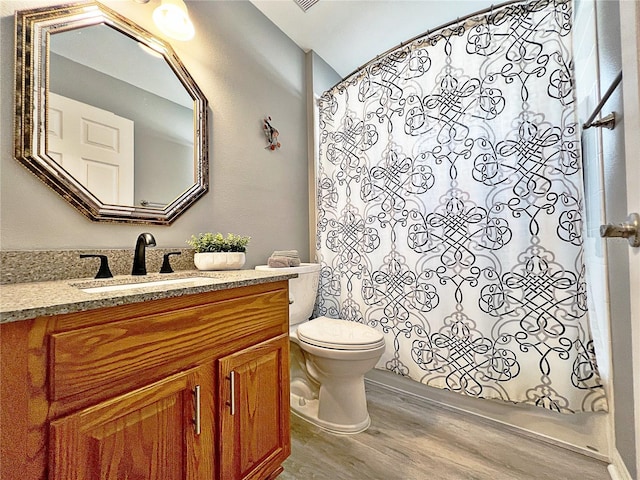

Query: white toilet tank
255,263,321,327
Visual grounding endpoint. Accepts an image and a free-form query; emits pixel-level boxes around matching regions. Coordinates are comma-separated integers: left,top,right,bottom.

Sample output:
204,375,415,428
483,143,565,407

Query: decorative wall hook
263,116,281,150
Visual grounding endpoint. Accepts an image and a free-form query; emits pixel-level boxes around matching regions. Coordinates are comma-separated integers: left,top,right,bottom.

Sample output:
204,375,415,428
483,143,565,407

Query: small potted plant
187,232,251,271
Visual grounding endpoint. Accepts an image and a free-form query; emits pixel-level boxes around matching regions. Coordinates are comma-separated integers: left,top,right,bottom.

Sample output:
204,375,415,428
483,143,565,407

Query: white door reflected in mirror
48,93,134,205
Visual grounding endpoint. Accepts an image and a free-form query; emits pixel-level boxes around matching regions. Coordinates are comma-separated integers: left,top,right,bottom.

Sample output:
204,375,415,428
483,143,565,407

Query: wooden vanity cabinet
49,363,216,480
0,280,291,480
219,335,290,480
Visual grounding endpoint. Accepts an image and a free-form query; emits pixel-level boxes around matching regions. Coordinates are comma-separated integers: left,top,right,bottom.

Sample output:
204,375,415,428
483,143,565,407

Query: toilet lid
296,317,385,350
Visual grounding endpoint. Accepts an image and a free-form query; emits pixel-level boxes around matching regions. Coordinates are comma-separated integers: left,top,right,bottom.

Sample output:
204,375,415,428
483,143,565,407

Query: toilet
255,263,385,434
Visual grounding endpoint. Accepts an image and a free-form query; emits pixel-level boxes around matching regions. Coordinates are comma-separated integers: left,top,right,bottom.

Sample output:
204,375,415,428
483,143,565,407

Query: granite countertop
0,270,296,323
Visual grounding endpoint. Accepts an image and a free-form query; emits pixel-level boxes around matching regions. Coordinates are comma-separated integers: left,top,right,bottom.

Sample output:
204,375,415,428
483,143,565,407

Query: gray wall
310,51,341,97
0,0,310,267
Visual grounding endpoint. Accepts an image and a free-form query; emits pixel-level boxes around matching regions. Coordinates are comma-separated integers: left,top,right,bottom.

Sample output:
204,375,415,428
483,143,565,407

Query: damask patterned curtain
316,0,607,413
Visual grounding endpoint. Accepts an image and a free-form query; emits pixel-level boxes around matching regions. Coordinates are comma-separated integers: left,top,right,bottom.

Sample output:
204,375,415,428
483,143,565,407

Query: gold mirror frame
14,2,209,225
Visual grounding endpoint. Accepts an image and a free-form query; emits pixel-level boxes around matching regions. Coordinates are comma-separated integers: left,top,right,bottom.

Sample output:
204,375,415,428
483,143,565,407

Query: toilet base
290,392,371,435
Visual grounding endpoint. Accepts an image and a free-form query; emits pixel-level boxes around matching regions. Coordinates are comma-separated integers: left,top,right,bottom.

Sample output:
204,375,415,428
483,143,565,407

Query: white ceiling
250,0,495,78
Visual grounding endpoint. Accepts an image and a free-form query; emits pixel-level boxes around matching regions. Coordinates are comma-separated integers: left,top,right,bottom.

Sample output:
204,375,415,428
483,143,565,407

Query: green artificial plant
187,232,251,253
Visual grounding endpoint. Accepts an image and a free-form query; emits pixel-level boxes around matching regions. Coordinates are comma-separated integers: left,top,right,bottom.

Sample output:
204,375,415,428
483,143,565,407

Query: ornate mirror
15,2,208,224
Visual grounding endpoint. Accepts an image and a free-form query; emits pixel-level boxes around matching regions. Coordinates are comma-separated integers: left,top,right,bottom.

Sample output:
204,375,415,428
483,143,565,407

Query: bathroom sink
78,276,217,294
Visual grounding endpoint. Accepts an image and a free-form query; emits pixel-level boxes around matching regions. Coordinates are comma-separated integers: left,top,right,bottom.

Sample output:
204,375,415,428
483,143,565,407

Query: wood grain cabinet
49,363,216,480
0,281,291,480
219,336,290,480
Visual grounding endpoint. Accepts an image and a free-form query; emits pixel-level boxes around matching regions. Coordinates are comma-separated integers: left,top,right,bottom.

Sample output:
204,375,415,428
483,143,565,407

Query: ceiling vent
294,0,319,12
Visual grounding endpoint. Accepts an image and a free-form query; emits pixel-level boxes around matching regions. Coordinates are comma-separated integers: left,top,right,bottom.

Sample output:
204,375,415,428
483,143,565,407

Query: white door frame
618,1,640,478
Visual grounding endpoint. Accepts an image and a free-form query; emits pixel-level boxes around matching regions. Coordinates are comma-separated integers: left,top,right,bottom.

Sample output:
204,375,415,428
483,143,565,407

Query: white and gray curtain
315,0,607,413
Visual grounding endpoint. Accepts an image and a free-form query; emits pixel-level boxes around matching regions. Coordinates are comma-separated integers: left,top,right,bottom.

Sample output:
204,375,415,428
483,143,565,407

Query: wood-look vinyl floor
280,382,609,480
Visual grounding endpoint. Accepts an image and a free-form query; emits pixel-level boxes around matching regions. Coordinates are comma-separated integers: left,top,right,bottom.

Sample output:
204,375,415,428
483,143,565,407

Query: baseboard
607,449,634,480
365,369,611,464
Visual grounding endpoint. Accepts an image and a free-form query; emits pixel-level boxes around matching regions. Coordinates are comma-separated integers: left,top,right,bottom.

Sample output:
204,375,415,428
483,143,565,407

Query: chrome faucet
132,232,156,275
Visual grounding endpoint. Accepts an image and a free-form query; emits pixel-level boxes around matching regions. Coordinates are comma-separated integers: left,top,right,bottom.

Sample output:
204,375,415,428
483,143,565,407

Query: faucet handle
80,254,113,279
160,251,182,274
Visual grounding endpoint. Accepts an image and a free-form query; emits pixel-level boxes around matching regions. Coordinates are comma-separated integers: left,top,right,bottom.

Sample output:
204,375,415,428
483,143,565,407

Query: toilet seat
296,316,385,351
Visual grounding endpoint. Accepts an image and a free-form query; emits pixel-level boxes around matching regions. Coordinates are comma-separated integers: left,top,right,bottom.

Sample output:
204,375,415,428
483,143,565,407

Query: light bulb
153,0,195,41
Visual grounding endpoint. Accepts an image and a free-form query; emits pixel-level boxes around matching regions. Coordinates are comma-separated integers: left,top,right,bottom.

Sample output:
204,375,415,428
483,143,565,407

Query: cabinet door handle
227,371,236,416
193,385,201,435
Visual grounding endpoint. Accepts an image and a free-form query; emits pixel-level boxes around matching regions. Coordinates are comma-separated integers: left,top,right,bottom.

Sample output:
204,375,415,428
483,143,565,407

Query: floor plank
280,382,610,480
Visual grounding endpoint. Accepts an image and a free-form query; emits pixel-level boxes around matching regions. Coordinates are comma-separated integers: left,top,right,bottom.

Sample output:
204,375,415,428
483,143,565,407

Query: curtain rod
328,0,558,92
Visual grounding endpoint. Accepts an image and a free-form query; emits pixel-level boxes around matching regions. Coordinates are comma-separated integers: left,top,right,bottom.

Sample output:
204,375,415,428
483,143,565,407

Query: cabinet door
49,363,215,480
219,334,290,480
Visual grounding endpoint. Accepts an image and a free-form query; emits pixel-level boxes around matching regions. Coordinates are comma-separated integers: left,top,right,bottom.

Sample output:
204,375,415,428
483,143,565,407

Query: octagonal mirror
15,2,208,224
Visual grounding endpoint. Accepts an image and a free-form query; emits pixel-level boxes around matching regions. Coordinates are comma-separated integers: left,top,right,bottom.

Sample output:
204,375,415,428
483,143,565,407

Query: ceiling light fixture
153,0,195,41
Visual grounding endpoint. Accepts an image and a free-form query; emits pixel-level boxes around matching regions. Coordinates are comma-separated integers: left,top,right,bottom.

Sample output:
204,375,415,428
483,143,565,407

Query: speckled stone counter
1,249,197,284
0,270,296,323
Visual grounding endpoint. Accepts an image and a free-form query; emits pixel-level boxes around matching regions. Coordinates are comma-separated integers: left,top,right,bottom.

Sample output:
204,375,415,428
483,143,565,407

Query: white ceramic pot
194,252,246,271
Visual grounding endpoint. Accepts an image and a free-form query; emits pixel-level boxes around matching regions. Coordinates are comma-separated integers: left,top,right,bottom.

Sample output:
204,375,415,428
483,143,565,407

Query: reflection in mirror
49,24,195,207
15,2,208,224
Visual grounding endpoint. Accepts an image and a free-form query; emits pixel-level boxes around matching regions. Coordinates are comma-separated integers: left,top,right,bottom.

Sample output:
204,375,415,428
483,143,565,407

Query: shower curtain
315,0,607,413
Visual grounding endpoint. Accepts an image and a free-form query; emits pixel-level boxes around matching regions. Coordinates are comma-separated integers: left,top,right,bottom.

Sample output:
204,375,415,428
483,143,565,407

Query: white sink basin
80,276,217,294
